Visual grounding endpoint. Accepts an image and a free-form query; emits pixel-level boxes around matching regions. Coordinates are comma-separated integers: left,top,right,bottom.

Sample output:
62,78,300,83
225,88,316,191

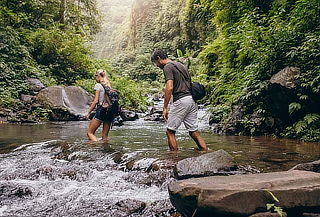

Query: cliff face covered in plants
196,0,320,142
114,0,320,142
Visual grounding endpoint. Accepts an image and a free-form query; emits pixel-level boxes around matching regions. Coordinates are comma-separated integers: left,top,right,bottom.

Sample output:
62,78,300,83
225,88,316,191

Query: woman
86,69,112,142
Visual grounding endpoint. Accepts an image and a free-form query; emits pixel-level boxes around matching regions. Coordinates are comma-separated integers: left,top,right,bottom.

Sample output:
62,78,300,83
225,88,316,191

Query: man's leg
189,130,208,151
166,98,186,151
166,129,178,151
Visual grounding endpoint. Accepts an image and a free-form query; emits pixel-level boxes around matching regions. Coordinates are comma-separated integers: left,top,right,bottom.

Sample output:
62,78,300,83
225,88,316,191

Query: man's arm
163,80,173,121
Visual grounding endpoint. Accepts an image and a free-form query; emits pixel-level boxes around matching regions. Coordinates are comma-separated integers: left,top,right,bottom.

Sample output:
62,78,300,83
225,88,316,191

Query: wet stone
114,199,146,214
123,170,174,188
35,165,92,181
174,149,237,179
131,158,158,171
0,183,32,199
291,160,320,173
131,199,181,217
237,165,262,174
112,151,124,164
125,159,135,170
120,110,138,121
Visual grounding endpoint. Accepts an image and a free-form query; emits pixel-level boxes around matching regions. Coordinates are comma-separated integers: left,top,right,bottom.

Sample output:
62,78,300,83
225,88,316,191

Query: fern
288,102,301,115
299,95,309,100
295,120,307,133
304,113,320,125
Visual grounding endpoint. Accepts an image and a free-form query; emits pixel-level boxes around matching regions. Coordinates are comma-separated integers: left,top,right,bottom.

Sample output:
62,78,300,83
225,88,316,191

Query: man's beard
159,64,165,69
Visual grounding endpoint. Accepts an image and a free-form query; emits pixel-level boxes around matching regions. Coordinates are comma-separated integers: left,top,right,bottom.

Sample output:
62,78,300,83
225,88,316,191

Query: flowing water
0,114,319,216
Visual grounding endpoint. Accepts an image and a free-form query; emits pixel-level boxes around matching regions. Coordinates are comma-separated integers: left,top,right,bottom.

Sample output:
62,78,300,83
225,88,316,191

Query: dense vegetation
1,0,319,142
196,0,320,141
108,0,319,142
0,0,148,115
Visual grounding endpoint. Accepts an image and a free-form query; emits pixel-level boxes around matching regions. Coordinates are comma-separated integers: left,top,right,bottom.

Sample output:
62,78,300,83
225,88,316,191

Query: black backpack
100,84,121,117
169,62,206,101
190,81,206,101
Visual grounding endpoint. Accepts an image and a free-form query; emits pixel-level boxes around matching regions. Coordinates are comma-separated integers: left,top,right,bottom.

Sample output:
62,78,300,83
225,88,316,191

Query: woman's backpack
101,84,121,117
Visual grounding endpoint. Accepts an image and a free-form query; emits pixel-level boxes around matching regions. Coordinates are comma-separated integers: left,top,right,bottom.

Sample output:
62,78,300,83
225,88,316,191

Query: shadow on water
0,119,319,216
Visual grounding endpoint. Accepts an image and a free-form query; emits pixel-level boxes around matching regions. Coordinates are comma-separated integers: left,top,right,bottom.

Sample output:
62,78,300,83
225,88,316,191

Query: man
151,49,208,151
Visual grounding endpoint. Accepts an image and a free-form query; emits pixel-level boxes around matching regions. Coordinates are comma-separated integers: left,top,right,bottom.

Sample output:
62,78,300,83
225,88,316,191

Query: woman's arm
86,90,100,120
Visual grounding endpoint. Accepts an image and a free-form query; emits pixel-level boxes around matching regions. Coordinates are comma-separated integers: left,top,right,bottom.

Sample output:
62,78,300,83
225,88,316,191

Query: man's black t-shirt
163,61,191,102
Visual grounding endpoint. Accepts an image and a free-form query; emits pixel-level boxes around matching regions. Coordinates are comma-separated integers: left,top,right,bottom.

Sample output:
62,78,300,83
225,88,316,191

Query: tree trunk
59,0,66,27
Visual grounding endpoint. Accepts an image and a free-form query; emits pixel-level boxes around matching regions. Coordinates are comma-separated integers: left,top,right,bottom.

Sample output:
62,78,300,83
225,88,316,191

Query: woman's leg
87,119,102,141
102,122,111,142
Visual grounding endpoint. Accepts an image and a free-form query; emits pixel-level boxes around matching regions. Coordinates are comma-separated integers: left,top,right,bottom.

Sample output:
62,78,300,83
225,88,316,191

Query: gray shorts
167,95,198,132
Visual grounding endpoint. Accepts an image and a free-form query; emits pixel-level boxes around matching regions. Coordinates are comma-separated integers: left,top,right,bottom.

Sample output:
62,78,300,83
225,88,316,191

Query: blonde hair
96,69,111,86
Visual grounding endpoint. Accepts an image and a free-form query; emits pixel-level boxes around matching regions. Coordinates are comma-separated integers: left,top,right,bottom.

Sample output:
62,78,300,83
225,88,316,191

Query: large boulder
168,170,320,217
36,86,93,121
174,149,237,179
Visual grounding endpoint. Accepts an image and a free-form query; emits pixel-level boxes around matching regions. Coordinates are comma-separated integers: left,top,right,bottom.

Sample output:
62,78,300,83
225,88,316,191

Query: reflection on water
0,120,319,172
0,120,319,216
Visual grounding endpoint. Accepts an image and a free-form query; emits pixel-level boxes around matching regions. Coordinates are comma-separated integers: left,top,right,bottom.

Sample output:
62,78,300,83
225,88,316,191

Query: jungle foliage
196,0,320,141
0,0,148,112
114,0,319,142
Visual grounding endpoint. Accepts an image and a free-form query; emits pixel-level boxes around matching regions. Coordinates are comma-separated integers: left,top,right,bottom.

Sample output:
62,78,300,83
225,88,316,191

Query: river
0,117,319,216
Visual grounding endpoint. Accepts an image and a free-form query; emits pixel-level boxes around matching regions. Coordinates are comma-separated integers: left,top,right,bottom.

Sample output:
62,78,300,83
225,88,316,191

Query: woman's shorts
94,106,114,123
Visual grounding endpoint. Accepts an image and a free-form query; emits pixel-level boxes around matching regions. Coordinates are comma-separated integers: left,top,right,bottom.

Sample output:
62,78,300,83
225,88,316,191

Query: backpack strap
100,83,112,107
168,62,192,88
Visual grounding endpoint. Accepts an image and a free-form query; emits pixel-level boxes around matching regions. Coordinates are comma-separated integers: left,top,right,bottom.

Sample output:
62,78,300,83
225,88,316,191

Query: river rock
124,169,174,187
270,67,300,89
36,86,93,121
112,116,124,126
27,78,45,92
290,160,320,173
20,94,34,103
144,113,163,121
174,149,237,179
114,199,146,214
120,110,138,121
131,158,158,171
138,199,179,217
168,170,320,217
0,183,32,199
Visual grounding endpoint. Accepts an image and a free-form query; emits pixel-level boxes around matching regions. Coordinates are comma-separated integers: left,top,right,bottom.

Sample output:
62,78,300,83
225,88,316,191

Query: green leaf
304,113,320,125
295,121,307,133
299,95,309,100
176,49,183,58
289,102,301,115
274,206,284,217
266,203,274,210
265,190,280,202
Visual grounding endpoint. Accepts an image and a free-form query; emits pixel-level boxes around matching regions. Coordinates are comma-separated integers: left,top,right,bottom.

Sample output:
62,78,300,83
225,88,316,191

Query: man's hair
150,49,168,62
